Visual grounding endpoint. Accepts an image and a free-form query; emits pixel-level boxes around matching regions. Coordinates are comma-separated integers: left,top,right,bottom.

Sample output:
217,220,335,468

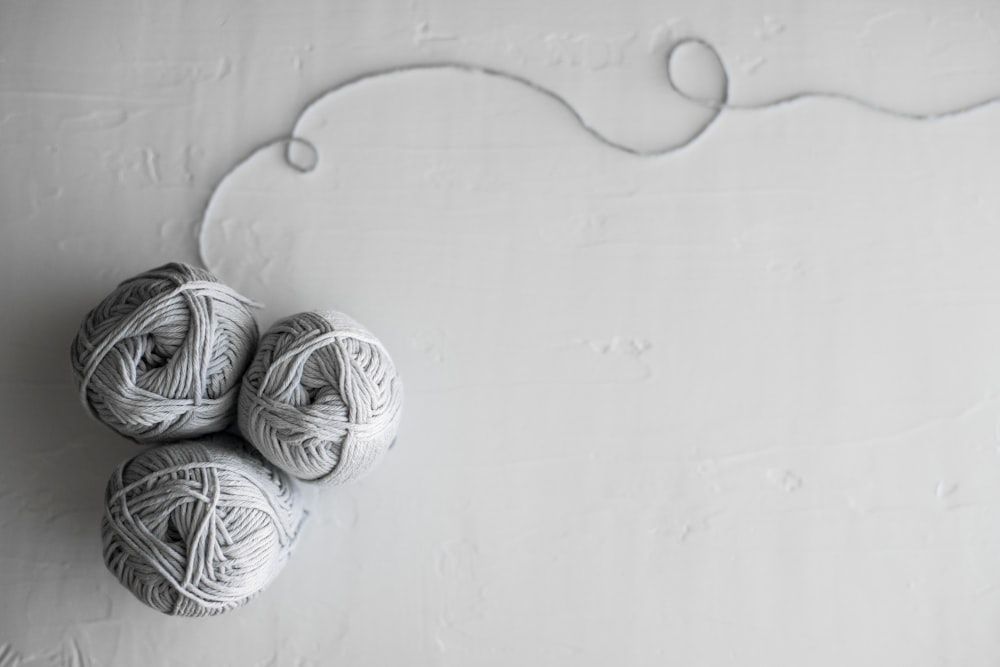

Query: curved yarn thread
101,434,305,617
70,263,260,443
196,36,1000,271
239,311,403,485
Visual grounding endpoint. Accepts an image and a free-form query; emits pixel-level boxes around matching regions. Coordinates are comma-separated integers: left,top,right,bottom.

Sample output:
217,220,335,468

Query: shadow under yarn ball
102,434,305,617
239,310,403,485
70,263,259,443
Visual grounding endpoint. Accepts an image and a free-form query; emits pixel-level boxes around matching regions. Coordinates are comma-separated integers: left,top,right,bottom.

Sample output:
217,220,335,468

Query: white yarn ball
239,310,403,484
70,263,259,443
101,434,305,617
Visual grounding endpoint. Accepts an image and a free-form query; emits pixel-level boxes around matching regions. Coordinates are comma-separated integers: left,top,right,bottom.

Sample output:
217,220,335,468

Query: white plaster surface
3,1,1000,665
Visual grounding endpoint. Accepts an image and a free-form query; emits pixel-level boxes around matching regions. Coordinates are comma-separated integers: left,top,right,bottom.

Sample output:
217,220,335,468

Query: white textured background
3,1,1000,665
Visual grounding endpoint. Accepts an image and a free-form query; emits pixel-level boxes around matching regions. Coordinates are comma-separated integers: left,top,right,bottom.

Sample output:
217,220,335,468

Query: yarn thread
102,434,305,617
239,311,403,484
70,263,259,443
197,35,1000,268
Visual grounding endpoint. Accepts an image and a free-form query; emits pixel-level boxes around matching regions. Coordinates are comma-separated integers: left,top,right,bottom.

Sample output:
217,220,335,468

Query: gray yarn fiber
239,310,403,485
102,434,305,617
70,263,259,443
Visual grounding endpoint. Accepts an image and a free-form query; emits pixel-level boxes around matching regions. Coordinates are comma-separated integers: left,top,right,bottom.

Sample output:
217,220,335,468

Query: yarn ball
70,263,259,443
102,434,305,617
239,310,403,484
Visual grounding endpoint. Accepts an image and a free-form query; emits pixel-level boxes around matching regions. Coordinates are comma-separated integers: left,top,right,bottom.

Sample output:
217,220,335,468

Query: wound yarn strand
102,434,305,617
71,263,260,443
239,310,403,485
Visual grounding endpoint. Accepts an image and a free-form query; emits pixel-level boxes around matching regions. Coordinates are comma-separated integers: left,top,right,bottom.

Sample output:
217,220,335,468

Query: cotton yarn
102,434,305,617
239,310,403,484
70,263,259,443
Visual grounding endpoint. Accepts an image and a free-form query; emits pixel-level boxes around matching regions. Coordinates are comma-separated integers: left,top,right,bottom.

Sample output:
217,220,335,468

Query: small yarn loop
239,310,403,485
102,434,306,617
283,136,320,172
70,263,260,443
